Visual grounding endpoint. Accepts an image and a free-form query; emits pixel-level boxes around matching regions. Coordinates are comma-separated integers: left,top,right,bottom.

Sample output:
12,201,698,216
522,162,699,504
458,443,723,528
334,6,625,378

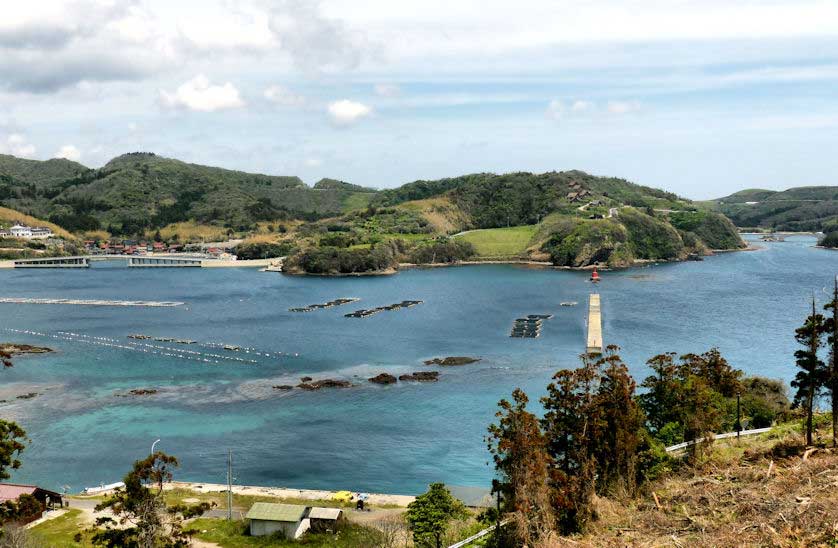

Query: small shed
307,507,344,533
246,502,309,539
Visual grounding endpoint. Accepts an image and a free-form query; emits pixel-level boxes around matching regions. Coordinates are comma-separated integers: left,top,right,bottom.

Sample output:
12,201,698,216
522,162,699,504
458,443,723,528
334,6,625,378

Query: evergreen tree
92,452,211,548
823,277,838,447
541,352,599,534
593,350,645,496
792,298,826,446
405,483,467,548
487,389,554,545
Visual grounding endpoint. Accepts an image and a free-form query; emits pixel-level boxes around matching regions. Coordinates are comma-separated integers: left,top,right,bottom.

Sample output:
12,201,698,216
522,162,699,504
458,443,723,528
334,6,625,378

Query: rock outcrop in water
273,385,294,390
424,356,479,366
369,373,398,385
297,379,353,390
0,343,53,355
399,371,440,382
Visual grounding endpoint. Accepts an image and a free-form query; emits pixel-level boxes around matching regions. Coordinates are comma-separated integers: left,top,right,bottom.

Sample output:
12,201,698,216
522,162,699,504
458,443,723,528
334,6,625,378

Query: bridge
586,293,603,354
10,255,204,268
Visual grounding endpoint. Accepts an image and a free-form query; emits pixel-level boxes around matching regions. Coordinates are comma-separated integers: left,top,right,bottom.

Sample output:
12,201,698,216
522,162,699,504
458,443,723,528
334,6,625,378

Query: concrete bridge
2,254,278,269
10,255,204,268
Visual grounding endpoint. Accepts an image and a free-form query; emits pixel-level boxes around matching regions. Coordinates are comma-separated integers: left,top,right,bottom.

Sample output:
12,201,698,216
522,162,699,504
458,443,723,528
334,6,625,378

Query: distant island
0,152,746,273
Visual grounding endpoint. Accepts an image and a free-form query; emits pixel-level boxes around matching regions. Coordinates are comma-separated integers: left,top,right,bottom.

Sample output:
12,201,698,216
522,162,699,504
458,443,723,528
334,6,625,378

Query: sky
1,1,838,199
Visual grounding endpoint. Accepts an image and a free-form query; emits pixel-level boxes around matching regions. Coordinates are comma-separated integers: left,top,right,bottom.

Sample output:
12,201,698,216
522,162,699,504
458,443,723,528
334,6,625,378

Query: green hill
296,171,744,270
711,186,838,231
0,152,745,269
0,152,373,234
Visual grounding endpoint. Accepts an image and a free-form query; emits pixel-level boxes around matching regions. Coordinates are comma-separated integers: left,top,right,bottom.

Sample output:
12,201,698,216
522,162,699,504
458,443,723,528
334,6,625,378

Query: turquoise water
0,235,835,494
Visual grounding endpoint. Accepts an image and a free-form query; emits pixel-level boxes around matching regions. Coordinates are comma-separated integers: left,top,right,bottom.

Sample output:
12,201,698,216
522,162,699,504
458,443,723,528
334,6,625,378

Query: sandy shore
165,481,415,507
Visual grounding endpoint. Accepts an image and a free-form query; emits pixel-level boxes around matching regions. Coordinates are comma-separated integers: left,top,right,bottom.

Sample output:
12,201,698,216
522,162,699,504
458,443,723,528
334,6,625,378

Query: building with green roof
245,502,309,538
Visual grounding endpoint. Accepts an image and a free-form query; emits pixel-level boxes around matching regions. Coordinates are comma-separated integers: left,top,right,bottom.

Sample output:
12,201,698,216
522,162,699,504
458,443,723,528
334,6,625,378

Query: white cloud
304,157,322,167
327,99,372,126
374,83,401,97
607,100,641,114
572,100,595,112
0,134,36,158
54,144,81,161
160,75,245,112
545,100,564,121
263,85,306,107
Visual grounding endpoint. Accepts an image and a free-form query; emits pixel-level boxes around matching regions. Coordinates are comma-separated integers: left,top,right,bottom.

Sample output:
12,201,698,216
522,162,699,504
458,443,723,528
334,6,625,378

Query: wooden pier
586,293,603,354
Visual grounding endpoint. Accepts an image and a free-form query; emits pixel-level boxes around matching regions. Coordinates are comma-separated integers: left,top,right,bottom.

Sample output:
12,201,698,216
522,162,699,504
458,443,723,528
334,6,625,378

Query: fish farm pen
344,300,424,318
510,314,553,338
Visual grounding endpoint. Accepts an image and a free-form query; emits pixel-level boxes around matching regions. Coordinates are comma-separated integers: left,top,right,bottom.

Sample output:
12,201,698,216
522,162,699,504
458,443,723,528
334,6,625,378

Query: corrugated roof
308,507,342,520
0,484,37,502
245,502,307,522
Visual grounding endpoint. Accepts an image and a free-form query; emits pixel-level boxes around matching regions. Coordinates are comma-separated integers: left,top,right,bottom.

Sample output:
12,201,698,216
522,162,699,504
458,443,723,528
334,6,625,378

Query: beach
165,481,416,507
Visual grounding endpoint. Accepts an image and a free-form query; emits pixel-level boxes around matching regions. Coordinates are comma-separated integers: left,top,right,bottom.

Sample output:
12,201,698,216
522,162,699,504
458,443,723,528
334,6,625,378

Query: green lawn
455,225,538,258
29,508,94,547
192,518,386,547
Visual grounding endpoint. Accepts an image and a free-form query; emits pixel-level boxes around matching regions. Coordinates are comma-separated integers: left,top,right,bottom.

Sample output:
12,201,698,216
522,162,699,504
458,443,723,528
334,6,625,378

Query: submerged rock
297,379,352,390
423,356,480,366
273,385,294,390
369,373,398,385
15,392,38,400
128,388,158,396
399,371,440,382
300,376,313,382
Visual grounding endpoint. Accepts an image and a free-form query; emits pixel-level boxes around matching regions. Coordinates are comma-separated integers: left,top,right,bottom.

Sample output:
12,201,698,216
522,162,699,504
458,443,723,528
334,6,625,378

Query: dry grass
399,197,470,234
567,426,838,547
152,221,230,242
0,205,76,240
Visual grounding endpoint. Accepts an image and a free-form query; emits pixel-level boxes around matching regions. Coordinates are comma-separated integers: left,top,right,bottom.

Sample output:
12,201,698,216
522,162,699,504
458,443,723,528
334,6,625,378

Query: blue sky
1,1,838,199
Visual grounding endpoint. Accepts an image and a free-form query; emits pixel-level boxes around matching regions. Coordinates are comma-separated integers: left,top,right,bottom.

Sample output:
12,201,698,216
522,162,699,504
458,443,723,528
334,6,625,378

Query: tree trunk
807,384,814,446
833,278,838,447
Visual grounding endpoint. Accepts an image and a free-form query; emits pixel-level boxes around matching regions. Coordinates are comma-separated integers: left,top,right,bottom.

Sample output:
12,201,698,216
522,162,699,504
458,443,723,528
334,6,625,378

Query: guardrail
447,519,512,548
664,427,772,453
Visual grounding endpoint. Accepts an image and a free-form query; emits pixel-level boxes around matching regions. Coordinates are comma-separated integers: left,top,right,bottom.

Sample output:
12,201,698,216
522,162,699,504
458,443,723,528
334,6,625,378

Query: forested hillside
0,151,745,272
711,186,838,231
0,153,373,234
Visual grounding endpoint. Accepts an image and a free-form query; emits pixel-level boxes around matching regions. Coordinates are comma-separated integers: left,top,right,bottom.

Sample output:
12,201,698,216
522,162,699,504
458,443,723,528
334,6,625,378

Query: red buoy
590,267,600,282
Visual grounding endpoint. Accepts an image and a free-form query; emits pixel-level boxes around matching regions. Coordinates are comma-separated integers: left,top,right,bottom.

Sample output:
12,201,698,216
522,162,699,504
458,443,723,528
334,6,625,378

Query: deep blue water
0,235,835,494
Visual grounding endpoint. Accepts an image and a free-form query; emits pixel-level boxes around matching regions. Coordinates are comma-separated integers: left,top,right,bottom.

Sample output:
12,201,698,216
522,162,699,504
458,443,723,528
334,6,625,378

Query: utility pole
227,449,233,521
736,392,741,439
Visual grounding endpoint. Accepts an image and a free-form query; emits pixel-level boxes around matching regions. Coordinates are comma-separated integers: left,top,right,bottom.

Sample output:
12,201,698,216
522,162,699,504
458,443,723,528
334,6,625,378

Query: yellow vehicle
332,490,353,503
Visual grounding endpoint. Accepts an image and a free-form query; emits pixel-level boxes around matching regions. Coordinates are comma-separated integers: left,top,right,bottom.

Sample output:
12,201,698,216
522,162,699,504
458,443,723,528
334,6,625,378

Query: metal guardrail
447,519,512,548
664,427,772,453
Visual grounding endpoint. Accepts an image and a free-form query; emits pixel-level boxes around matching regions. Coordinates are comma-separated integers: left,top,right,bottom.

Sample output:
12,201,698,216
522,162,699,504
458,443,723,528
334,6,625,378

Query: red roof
0,483,37,502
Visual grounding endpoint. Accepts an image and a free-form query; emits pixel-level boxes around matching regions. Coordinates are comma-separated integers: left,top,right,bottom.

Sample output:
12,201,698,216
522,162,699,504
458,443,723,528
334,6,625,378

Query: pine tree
792,298,826,446
823,278,838,447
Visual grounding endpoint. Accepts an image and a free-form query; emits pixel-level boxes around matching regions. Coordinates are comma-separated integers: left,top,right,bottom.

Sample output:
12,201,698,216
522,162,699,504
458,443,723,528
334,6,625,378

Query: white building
9,224,52,239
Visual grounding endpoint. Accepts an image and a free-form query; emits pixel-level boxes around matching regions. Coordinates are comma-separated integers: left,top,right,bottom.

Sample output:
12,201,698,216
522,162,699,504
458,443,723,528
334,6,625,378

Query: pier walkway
586,293,603,354
1,255,275,269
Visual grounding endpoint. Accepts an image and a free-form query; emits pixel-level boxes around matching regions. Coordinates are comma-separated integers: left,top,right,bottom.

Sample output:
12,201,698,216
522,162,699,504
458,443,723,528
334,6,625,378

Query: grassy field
341,192,376,213
29,509,94,547
455,225,538,258
192,518,386,547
